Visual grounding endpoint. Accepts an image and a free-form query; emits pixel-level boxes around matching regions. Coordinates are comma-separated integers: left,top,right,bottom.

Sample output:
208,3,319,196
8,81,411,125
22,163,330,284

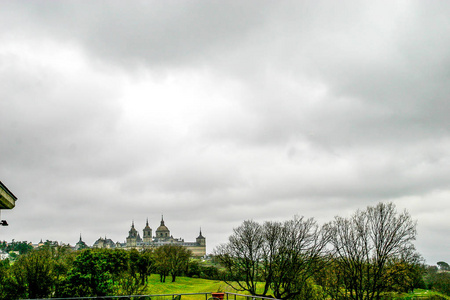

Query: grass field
399,289,450,300
145,274,233,295
141,275,274,300
141,276,450,300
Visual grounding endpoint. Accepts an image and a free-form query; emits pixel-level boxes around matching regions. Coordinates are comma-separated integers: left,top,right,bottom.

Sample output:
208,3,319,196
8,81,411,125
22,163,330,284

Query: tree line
214,202,437,300
0,240,33,256
0,243,216,299
1,202,448,300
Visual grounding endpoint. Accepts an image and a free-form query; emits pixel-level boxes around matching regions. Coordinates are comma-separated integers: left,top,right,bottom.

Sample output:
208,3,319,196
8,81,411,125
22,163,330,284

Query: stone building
93,236,116,249
126,221,142,247
125,216,206,257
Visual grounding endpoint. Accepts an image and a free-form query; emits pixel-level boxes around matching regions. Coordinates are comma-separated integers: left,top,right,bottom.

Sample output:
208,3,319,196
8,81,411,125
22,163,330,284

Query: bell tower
143,218,152,243
196,228,206,247
126,220,138,247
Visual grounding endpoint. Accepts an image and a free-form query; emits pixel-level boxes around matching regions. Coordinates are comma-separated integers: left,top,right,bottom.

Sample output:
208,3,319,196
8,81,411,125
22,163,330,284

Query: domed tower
126,221,138,247
143,218,152,244
155,215,170,241
196,228,206,247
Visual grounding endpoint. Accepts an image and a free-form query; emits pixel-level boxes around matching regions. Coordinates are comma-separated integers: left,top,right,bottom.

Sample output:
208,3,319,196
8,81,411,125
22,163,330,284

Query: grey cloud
1,1,450,264
1,1,272,70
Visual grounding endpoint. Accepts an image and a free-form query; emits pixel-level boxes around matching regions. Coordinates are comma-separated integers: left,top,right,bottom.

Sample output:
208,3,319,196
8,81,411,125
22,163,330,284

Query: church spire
197,227,205,239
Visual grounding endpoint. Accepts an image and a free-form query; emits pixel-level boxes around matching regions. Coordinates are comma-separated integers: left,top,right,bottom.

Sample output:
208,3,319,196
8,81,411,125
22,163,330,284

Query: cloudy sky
1,1,450,264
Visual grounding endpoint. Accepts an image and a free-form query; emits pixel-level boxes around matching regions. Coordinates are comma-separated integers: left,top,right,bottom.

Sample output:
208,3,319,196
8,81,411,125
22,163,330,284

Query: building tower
126,220,138,247
196,228,206,247
75,233,88,250
155,215,170,241
143,218,152,244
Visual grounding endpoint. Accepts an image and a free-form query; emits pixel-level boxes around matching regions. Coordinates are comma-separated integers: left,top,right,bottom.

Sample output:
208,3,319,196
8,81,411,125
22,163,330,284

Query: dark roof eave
0,181,18,201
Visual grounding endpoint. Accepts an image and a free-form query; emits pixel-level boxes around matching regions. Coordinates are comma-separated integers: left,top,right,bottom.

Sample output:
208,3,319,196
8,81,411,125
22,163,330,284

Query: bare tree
214,220,265,296
326,202,417,300
214,217,328,300
266,217,329,300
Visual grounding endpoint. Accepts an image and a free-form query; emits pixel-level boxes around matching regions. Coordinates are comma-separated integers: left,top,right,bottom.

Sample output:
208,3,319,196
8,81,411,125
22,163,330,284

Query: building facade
125,216,206,256
88,216,206,257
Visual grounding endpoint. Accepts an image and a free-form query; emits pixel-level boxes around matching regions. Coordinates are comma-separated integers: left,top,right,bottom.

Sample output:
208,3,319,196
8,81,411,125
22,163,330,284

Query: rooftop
0,181,17,209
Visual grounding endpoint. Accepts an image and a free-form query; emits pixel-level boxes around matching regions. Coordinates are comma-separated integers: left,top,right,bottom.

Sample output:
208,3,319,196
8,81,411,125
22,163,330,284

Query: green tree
50,244,77,296
59,249,114,297
102,248,129,285
115,249,147,296
202,265,220,279
187,259,202,277
154,245,171,282
313,256,346,300
6,240,33,255
383,255,425,293
0,241,6,251
154,244,191,282
109,248,153,295
9,247,55,299
425,266,450,296
437,261,450,271
431,273,450,296
167,244,191,282
136,248,154,285
0,259,15,300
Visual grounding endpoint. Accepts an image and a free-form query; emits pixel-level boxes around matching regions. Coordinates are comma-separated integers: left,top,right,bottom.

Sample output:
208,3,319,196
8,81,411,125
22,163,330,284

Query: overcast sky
1,1,449,265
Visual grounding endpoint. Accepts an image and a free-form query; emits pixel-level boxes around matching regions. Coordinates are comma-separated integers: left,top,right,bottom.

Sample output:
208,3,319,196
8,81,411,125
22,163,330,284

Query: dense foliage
153,244,191,282
0,244,200,299
0,240,33,255
424,266,450,297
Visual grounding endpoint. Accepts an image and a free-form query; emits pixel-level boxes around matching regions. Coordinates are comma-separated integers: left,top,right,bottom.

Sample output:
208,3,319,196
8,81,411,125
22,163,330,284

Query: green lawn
142,275,269,300
142,276,450,300
398,289,450,300
145,274,233,295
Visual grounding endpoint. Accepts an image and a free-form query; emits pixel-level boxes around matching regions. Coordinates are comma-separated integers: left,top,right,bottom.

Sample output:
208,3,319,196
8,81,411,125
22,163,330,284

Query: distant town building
0,251,9,260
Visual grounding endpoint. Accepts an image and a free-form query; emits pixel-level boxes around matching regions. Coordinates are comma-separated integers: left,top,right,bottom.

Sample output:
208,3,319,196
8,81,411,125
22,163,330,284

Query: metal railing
25,292,281,300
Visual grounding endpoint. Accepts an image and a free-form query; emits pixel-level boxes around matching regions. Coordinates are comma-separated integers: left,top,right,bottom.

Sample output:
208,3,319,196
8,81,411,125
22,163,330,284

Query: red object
212,293,225,300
